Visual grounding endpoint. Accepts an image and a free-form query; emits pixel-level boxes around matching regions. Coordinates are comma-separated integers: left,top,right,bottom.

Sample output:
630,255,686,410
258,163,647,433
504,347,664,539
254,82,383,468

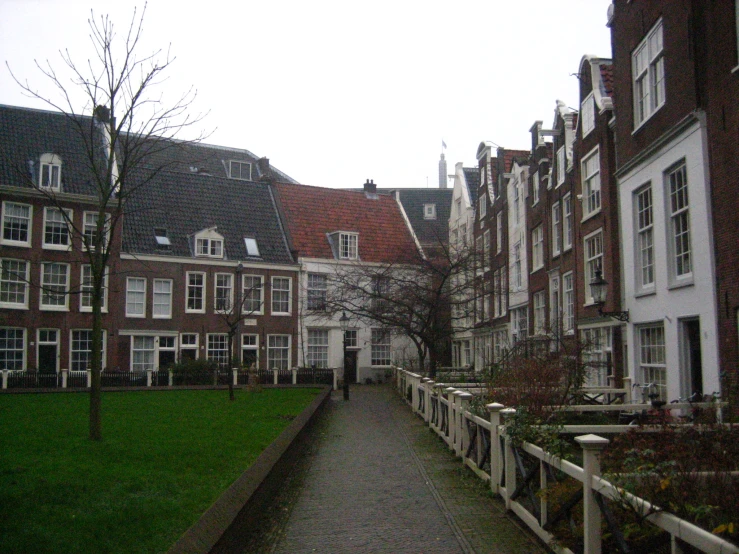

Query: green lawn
0,388,322,553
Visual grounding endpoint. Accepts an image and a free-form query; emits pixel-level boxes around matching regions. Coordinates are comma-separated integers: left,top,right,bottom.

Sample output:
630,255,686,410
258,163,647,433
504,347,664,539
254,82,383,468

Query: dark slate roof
122,169,294,264
463,167,479,205
274,182,419,263
600,63,614,97
393,188,453,246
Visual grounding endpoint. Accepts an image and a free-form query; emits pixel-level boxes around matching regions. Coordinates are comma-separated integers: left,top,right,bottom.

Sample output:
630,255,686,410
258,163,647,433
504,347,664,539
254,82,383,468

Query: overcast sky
1,0,613,188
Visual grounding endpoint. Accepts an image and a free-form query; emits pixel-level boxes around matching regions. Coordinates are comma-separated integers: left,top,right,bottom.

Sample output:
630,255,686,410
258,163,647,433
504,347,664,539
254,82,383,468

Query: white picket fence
396,368,739,554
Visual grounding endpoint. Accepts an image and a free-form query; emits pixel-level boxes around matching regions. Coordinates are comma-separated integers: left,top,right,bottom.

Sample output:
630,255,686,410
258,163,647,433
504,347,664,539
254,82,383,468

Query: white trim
581,92,596,137
39,262,70,311
214,272,234,313
69,329,107,372
42,207,72,251
185,271,206,314
119,252,299,272
0,201,32,248
0,258,29,310
125,277,147,318
80,265,109,313
0,327,27,370
152,278,173,319
271,275,292,315
36,328,60,374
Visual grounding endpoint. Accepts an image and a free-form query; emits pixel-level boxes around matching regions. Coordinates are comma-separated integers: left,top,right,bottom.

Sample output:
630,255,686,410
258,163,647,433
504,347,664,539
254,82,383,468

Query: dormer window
424,204,437,220
39,153,62,191
340,232,358,260
193,228,224,258
581,92,595,137
229,161,252,181
244,237,260,257
154,228,171,247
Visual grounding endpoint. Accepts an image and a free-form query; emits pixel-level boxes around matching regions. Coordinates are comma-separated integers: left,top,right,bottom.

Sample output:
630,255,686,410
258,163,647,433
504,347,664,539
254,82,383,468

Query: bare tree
6,5,207,440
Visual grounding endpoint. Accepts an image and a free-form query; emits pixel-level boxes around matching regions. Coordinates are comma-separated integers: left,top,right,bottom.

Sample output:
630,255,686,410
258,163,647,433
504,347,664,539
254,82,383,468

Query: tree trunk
227,329,235,401
89,270,104,441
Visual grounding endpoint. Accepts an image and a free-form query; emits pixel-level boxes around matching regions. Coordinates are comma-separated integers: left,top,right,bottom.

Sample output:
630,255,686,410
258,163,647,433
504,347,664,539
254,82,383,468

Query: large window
511,307,528,342
513,242,522,290
40,262,69,310
563,194,573,251
271,277,291,315
666,161,691,281
0,327,25,370
563,272,574,333
306,329,329,368
180,334,199,361
215,273,233,312
339,233,358,260
371,328,392,366
633,19,665,127
186,272,205,313
533,291,546,335
635,184,655,290
196,237,223,258
496,213,502,253
241,334,258,368
229,160,251,180
581,148,601,218
83,211,110,251
126,277,146,317
557,147,565,186
638,324,666,401
39,156,61,190
0,259,29,309
242,275,263,314
478,194,487,219
207,334,230,368
552,201,561,257
584,230,603,304
132,336,156,371
153,279,172,318
307,273,327,311
1,202,32,247
582,327,612,387
80,265,108,313
70,330,106,372
532,225,544,271
267,335,291,370
581,93,595,136
550,274,560,335
43,208,71,249
532,172,540,205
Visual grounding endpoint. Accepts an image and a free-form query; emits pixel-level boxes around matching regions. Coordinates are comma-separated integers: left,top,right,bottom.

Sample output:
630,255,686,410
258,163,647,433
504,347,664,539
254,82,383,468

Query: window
563,194,573,251
215,273,233,312
635,184,655,289
267,335,291,370
424,204,437,220
582,327,612,387
70,330,106,372
207,334,229,368
307,329,329,368
371,328,392,366
552,201,562,257
581,93,595,137
581,148,601,217
493,270,502,317
345,329,357,348
244,237,260,257
0,259,29,309
126,277,146,317
242,275,263,314
584,230,603,304
229,160,252,180
271,277,291,314
478,194,487,219
1,202,32,247
180,333,199,361
496,212,502,253
186,272,205,313
241,334,258,368
550,275,561,335
511,307,528,342
80,265,108,313
633,19,665,127
563,272,574,333
513,181,520,224
83,211,110,251
475,237,483,275
513,242,522,290
39,154,61,190
0,328,25,370
494,329,508,362
557,147,565,186
666,161,691,280
533,291,546,335
339,233,358,260
196,237,223,258
43,208,71,249
532,173,540,205
154,228,171,247
460,224,467,247
153,279,172,318
483,230,490,272
132,336,156,371
40,262,69,310
532,225,544,271
638,324,666,401
307,273,327,311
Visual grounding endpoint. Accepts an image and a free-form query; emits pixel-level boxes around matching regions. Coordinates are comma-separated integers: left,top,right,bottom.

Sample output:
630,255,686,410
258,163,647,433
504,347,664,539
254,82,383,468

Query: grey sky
0,0,613,188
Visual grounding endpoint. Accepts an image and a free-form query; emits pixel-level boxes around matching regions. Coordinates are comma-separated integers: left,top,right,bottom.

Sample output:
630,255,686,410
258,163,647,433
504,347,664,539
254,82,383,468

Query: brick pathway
267,385,547,554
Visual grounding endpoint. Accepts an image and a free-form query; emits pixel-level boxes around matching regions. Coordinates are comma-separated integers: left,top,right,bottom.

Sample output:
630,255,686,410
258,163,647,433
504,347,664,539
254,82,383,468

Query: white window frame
635,183,656,291
638,323,667,401
70,329,107,372
582,327,613,388
552,201,562,257
532,172,540,205
581,147,601,219
244,237,260,257
271,276,291,315
0,327,26,370
581,92,595,137
339,232,358,260
80,265,108,313
0,259,29,309
152,278,173,319
496,212,502,253
371,328,392,367
424,203,437,220
306,329,329,368
37,328,60,374
563,193,573,251
242,275,264,315
195,237,224,258
241,334,259,367
82,211,111,252
215,273,234,313
131,336,156,372
511,306,528,342
563,272,574,334
39,154,62,191
1,202,32,248
556,146,565,186
186,272,206,313
513,242,522,290
307,273,328,311
267,334,291,370
229,160,252,181
478,194,487,220
533,291,546,335
40,262,70,311
42,207,72,250
207,333,230,368
665,160,692,284
126,277,147,318
584,229,604,305
179,333,199,361
483,230,490,273
633,19,665,129
550,274,561,335
532,225,544,271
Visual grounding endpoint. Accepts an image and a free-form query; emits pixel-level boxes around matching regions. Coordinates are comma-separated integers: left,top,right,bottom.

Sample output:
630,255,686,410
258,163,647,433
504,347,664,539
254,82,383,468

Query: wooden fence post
273,369,278,385
575,434,610,554
232,368,238,386
458,392,473,459
501,408,517,509
1,369,7,389
86,369,92,388
487,403,505,494
146,369,153,387
291,367,298,385
61,368,68,388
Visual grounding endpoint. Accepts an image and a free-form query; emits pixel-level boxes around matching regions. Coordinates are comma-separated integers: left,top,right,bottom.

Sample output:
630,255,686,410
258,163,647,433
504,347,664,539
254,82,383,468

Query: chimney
364,178,377,194
439,153,447,188
257,157,272,182
94,105,110,123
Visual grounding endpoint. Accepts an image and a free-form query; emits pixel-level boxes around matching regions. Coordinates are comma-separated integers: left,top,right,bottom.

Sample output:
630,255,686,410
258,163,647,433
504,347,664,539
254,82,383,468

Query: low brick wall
168,386,332,554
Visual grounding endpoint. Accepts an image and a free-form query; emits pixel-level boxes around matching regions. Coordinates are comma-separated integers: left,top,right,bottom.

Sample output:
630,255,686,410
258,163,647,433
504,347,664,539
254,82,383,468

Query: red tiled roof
274,182,419,263
503,149,530,172
600,63,614,97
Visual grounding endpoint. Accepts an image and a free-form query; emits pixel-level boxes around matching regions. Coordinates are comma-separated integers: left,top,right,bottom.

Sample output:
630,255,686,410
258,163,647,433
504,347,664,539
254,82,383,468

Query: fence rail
395,367,739,554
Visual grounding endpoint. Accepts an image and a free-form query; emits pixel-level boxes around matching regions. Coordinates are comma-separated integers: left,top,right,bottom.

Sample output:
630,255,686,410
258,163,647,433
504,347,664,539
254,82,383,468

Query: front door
344,351,358,384
37,329,58,374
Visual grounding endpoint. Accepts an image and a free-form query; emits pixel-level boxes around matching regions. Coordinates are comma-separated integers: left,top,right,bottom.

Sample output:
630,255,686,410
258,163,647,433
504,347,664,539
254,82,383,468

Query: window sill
81,308,109,314
40,306,69,312
126,314,146,318
271,312,291,317
152,315,172,319
731,64,739,74
632,102,665,135
667,277,694,291
580,210,602,224
185,309,206,314
0,303,28,310
0,241,31,248
634,288,656,299
42,244,72,251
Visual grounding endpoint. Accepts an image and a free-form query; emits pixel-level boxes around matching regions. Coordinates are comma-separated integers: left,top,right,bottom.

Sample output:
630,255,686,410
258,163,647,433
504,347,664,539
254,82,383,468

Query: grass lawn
0,388,322,553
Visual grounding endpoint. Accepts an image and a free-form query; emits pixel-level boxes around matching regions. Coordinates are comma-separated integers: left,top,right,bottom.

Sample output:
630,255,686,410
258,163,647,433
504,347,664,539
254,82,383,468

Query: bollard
332,368,338,391
291,367,298,385
168,369,173,387
61,368,68,388
273,369,278,385
1,369,7,389
146,369,153,387
86,369,92,388
232,368,238,386
575,434,610,554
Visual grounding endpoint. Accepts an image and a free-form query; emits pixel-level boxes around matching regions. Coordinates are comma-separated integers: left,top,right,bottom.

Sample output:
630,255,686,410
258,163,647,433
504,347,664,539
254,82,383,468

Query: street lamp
589,269,629,322
340,311,350,400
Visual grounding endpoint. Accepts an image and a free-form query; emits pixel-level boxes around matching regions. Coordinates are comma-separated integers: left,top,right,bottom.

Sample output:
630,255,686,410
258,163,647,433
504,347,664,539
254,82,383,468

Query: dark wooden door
345,351,357,384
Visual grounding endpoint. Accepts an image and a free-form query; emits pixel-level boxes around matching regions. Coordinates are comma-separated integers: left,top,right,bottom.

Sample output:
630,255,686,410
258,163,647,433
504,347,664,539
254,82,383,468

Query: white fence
396,368,738,554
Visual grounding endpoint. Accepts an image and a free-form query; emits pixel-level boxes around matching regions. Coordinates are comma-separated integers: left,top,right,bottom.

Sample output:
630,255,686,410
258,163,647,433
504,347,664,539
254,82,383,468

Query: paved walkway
262,385,547,554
